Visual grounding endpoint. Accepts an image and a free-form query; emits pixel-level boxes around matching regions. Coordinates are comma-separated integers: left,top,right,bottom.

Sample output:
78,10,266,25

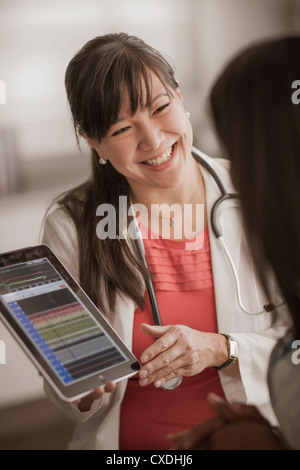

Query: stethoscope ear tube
191,147,285,315
218,236,284,315
210,193,239,239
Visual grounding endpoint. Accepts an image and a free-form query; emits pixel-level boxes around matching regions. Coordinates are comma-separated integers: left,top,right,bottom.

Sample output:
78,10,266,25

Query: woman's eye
112,126,130,136
153,102,170,115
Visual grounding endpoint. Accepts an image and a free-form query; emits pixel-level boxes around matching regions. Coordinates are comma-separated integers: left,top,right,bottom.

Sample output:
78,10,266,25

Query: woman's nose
138,124,165,151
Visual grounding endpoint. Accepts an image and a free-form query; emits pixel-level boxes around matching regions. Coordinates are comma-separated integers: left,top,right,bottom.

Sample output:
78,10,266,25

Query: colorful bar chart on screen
0,258,126,384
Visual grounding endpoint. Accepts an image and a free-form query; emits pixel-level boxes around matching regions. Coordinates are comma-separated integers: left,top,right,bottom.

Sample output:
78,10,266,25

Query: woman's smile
90,72,195,196
139,143,176,169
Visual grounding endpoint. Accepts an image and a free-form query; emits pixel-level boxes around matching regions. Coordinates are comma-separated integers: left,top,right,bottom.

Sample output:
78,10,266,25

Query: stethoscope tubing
132,224,162,326
130,147,284,389
191,146,284,315
133,147,285,320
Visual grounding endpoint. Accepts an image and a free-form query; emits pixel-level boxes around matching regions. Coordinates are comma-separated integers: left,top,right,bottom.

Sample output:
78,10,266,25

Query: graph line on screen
0,257,127,384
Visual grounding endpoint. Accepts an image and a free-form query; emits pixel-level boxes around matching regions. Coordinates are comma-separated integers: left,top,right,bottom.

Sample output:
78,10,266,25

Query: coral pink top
119,226,225,450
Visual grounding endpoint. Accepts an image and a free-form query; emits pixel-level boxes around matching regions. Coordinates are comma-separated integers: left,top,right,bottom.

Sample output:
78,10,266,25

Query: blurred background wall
0,0,299,449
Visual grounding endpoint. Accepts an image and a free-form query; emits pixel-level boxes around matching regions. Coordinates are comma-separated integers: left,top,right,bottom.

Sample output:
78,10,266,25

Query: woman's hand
168,393,284,450
138,324,229,388
74,381,116,412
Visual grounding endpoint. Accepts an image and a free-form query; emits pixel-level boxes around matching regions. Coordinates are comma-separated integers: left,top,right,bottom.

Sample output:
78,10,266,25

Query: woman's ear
80,132,108,162
80,132,97,149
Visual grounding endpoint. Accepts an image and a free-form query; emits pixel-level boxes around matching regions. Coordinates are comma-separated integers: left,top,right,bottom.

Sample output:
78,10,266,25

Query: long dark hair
210,36,300,335
54,33,178,316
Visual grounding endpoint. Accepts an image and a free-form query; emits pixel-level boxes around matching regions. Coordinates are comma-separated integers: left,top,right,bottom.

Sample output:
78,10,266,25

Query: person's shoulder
45,204,68,220
44,181,90,230
199,150,230,172
42,206,77,255
193,148,234,190
43,205,74,233
212,156,231,170
42,204,80,280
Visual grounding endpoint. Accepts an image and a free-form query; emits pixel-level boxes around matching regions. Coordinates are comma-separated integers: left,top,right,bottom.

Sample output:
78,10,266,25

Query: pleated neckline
140,224,214,291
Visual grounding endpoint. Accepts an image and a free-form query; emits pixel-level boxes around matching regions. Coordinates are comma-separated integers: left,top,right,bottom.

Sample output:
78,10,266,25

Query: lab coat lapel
199,156,243,333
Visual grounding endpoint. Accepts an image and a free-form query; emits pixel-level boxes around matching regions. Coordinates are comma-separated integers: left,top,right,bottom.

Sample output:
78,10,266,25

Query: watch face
214,335,238,370
229,338,238,359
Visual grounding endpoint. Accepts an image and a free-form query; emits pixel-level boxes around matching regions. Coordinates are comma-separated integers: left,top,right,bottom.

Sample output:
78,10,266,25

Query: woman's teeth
142,145,174,166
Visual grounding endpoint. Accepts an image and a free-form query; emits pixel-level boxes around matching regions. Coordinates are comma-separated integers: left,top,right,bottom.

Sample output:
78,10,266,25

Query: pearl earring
186,112,191,119
99,157,107,165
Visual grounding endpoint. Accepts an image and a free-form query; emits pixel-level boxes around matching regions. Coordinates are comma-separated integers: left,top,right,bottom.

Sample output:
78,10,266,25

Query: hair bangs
106,56,175,132
66,33,178,145
88,56,159,141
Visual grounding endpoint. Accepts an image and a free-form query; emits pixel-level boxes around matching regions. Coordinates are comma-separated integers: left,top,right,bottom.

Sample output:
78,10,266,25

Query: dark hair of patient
54,33,178,316
210,36,300,336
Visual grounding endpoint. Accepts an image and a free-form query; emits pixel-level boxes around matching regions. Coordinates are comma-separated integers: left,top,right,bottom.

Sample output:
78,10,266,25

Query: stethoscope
132,146,285,390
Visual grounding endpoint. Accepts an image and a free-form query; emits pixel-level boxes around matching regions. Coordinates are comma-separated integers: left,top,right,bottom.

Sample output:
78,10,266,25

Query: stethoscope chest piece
161,376,183,390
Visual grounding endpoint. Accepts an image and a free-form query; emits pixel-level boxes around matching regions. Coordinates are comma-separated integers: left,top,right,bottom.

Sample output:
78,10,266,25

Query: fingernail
139,369,148,378
140,378,148,386
141,354,149,363
207,392,221,402
154,380,161,388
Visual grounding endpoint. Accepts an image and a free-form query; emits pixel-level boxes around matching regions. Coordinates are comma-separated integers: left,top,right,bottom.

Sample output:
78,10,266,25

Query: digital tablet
0,245,140,402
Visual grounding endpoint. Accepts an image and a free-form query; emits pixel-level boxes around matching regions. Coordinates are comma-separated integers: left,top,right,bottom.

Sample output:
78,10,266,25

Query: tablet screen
0,246,139,400
0,257,128,385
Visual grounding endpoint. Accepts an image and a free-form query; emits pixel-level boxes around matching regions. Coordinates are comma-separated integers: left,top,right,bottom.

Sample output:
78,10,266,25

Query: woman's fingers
139,324,207,386
139,354,185,388
104,380,117,393
139,341,185,386
75,381,116,412
139,324,177,364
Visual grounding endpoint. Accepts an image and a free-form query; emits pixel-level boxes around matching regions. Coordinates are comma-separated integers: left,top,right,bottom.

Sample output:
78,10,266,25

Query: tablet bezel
0,245,140,402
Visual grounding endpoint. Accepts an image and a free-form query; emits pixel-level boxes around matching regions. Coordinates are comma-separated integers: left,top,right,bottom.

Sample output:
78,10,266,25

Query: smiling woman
60,32,201,314
41,33,289,450
88,73,196,199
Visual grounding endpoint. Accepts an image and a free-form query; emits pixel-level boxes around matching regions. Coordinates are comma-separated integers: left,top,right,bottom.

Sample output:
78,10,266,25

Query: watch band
214,334,238,371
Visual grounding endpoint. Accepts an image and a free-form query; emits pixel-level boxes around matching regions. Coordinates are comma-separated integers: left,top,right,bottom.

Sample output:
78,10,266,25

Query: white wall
0,0,299,407
188,0,300,153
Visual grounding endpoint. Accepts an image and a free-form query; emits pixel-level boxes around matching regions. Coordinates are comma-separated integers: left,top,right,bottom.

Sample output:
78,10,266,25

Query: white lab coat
42,151,289,450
